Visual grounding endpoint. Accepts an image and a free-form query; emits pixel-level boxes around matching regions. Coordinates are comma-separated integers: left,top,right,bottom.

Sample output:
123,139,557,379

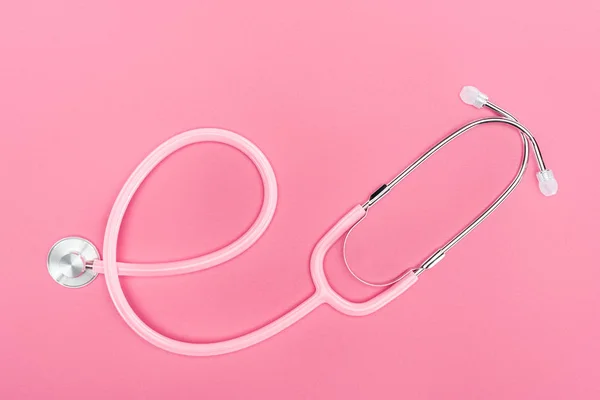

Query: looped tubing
101,128,417,356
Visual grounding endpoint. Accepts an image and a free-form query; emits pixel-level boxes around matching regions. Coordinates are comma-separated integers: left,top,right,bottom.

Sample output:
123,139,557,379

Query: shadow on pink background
1,1,599,398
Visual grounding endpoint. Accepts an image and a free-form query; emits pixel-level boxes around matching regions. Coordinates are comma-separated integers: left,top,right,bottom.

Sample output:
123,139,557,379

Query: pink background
1,1,599,398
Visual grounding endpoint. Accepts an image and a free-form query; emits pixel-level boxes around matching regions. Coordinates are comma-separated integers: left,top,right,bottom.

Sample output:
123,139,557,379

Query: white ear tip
537,170,558,196
460,86,488,108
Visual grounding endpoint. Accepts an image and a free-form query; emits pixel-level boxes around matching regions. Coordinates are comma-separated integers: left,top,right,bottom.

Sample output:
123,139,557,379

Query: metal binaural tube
350,94,556,283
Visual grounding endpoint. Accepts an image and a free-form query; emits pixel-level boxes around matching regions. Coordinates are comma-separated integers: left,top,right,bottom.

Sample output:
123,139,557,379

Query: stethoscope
47,86,557,356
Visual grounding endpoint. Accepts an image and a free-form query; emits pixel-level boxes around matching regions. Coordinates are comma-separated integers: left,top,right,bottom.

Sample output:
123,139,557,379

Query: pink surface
0,0,599,398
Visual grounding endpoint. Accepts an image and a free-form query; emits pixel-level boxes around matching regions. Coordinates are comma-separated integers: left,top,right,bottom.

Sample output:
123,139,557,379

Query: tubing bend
485,101,547,171
119,292,325,356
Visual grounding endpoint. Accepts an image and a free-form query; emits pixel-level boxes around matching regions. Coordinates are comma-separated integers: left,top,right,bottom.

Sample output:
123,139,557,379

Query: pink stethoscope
47,87,558,356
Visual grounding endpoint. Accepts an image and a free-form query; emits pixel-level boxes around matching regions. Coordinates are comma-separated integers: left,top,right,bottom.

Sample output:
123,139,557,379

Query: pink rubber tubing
99,128,418,356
